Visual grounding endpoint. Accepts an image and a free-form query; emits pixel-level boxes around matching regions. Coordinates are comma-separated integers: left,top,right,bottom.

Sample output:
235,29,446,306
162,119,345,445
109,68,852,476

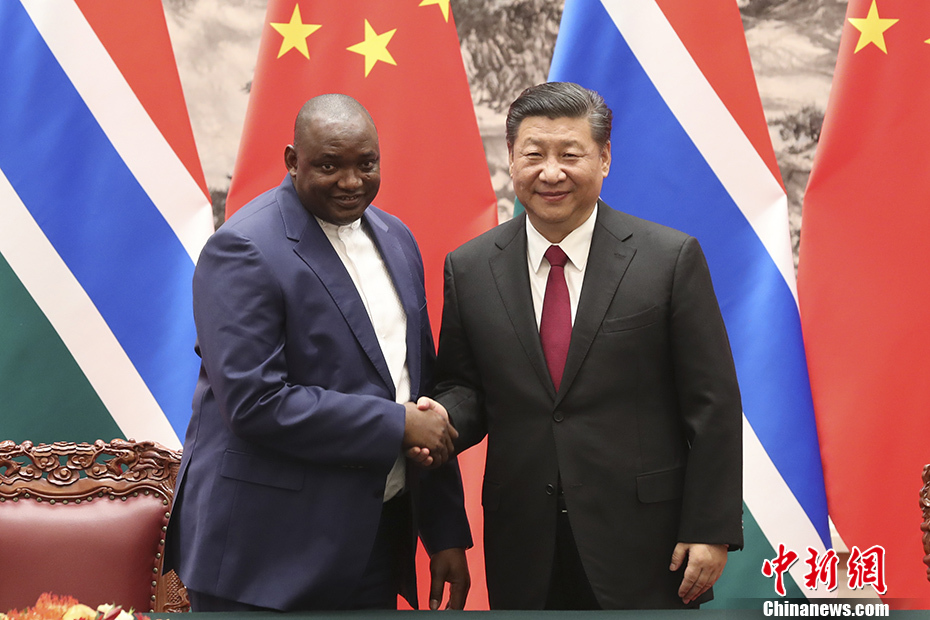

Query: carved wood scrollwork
920,464,930,581
0,439,178,502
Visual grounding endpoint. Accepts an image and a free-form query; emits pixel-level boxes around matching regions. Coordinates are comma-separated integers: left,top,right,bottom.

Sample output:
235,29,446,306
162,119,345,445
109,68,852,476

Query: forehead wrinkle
517,123,589,144
517,134,590,151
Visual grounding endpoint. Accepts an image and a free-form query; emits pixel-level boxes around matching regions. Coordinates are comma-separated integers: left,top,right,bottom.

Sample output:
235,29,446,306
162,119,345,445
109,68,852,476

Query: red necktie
540,245,571,391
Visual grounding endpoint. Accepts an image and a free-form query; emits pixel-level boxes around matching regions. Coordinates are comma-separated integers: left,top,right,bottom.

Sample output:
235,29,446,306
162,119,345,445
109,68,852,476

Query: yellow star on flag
347,19,397,77
270,4,322,59
420,0,451,22
848,0,898,53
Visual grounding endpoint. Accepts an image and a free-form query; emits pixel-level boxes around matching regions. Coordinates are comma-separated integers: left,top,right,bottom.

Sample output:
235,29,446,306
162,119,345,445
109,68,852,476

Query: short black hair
505,82,612,149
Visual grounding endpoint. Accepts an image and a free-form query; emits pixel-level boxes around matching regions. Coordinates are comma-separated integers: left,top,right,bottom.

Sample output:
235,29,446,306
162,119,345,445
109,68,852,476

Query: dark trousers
545,491,601,610
347,490,409,610
189,492,409,611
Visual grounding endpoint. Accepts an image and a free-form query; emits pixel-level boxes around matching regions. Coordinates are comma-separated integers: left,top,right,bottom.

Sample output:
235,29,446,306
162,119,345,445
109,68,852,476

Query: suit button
553,411,564,422
546,484,555,495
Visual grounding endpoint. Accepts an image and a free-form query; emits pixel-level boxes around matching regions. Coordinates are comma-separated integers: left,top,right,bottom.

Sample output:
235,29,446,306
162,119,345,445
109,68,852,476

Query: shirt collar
526,203,598,273
316,216,362,239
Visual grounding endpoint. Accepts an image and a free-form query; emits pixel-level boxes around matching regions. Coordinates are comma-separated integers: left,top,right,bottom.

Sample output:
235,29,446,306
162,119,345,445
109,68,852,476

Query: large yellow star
347,20,397,77
848,0,898,53
270,5,322,59
420,0,451,22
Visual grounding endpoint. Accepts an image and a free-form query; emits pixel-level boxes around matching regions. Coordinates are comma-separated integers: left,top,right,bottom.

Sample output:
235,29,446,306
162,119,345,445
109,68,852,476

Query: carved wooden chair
920,464,930,581
0,439,189,613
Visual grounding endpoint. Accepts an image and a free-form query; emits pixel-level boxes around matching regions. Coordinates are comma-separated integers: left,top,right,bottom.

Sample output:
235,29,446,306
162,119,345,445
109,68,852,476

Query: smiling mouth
538,191,569,202
333,194,364,206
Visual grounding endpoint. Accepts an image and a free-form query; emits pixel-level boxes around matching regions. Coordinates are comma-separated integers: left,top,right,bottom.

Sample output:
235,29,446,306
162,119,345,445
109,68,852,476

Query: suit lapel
365,207,422,395
280,181,396,396
489,215,556,399
557,202,636,405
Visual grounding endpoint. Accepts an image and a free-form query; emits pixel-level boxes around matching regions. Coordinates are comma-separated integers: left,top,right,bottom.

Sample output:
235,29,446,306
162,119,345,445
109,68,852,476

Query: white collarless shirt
317,216,409,502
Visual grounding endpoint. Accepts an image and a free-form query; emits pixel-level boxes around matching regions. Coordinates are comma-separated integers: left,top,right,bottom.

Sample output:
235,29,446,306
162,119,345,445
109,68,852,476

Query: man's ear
284,144,297,175
600,140,611,177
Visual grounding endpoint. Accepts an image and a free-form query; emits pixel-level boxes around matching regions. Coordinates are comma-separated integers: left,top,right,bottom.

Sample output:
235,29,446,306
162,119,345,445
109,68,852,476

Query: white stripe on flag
744,414,832,597
600,0,796,301
21,0,212,263
0,168,181,449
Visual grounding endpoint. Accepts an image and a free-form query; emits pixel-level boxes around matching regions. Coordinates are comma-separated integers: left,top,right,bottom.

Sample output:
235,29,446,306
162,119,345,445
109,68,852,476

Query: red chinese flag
798,0,930,609
226,0,496,609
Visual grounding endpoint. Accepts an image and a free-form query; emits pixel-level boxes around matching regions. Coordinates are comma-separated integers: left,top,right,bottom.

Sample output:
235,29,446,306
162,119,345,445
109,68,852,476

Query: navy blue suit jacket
166,177,471,610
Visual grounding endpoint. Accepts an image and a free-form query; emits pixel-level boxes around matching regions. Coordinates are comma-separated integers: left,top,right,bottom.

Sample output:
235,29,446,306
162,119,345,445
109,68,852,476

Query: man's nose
338,168,363,189
539,157,565,182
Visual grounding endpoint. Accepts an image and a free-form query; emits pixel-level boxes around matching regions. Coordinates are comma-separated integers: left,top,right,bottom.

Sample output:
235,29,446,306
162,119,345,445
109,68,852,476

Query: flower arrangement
1,594,150,620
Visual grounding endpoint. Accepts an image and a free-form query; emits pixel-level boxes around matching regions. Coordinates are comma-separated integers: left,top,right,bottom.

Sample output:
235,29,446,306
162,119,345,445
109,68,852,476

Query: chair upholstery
0,439,189,612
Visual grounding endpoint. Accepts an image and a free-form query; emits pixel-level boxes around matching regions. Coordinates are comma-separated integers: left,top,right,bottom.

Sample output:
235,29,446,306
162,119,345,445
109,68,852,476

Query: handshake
403,397,458,468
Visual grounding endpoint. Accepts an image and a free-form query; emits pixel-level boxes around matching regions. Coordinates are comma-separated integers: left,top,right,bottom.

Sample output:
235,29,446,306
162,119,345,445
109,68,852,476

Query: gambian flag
225,0,497,609
0,0,213,449
799,0,930,609
548,0,831,605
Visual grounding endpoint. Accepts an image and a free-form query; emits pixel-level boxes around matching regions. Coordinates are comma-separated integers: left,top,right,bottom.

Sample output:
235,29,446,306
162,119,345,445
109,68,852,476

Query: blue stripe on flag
0,1,198,439
549,0,830,545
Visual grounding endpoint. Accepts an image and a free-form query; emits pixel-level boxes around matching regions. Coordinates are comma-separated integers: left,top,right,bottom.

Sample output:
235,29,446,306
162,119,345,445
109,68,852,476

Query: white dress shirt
526,203,598,328
317,217,409,502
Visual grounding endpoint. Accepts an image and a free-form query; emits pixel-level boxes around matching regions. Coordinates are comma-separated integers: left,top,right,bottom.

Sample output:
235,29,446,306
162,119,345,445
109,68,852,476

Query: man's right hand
403,397,458,467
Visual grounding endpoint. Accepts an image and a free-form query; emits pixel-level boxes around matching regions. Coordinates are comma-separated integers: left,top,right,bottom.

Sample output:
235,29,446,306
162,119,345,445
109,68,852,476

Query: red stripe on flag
74,0,209,199
654,0,783,188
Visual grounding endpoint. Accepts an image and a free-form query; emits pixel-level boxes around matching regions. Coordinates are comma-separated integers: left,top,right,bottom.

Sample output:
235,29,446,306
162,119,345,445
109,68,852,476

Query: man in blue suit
166,94,472,611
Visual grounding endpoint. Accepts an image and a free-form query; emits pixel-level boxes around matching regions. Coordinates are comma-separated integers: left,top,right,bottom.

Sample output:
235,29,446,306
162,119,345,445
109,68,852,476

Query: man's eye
359,161,376,171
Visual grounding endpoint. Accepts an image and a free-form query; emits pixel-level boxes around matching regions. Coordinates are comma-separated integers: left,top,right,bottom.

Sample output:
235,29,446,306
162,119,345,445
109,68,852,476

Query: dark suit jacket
433,202,742,609
165,177,471,610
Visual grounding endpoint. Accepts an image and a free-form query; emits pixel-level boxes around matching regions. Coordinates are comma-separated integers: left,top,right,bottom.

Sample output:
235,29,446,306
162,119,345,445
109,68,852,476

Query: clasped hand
403,397,457,468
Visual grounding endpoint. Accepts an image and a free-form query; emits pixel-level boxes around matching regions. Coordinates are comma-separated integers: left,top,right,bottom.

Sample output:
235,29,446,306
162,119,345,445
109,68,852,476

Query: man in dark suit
432,82,743,610
166,94,471,611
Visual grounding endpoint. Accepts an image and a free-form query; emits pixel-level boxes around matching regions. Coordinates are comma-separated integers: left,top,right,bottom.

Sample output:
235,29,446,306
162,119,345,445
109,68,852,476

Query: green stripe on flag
0,253,123,444
706,502,805,608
